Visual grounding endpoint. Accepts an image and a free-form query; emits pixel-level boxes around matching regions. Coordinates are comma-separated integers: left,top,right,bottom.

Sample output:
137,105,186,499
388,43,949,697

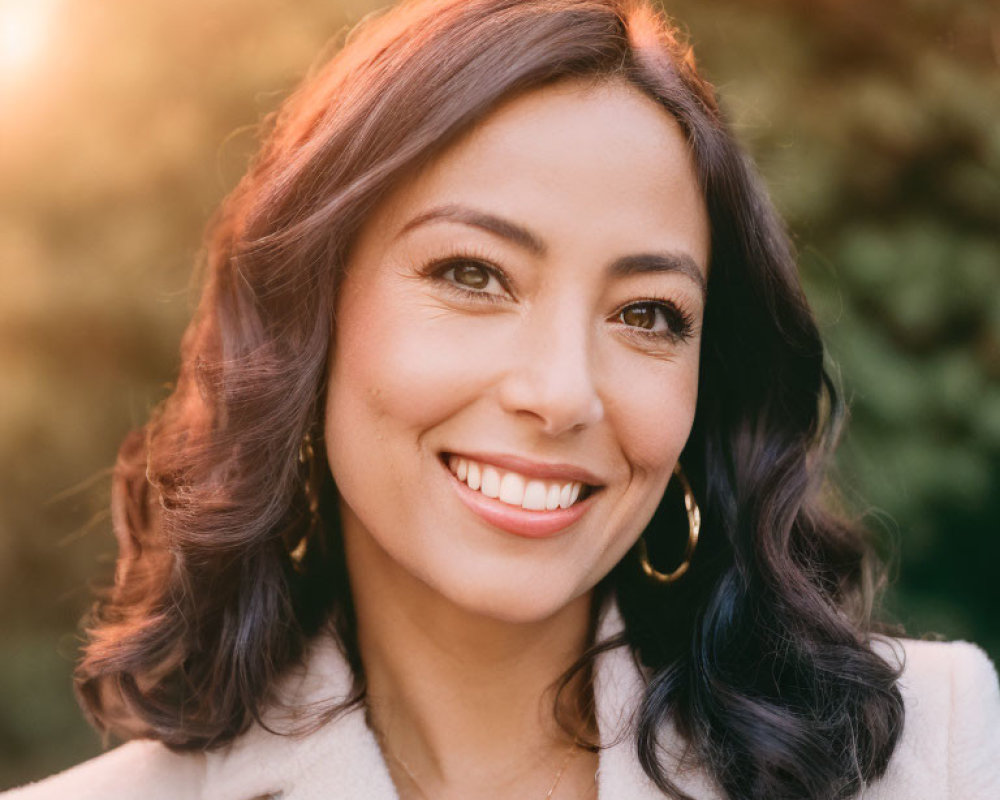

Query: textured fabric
5,603,999,799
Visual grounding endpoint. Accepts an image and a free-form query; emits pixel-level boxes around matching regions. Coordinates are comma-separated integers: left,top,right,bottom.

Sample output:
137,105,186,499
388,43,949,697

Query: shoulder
885,637,999,734
0,634,395,800
0,739,206,800
866,637,1000,799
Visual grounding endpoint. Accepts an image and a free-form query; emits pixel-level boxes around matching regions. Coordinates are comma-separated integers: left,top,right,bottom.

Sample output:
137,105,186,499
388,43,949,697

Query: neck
343,509,599,798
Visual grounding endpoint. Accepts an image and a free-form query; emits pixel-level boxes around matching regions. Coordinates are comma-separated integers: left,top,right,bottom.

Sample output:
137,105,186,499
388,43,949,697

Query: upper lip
442,450,604,486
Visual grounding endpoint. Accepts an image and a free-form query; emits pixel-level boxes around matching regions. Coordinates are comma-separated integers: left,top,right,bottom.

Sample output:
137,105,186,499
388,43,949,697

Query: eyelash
420,245,513,303
418,247,696,345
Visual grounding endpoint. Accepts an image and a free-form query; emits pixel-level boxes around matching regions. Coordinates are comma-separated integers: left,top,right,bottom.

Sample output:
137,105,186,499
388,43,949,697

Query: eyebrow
396,203,707,297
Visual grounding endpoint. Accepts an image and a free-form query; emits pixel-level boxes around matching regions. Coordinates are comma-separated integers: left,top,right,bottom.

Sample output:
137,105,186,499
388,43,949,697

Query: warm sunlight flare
0,0,56,81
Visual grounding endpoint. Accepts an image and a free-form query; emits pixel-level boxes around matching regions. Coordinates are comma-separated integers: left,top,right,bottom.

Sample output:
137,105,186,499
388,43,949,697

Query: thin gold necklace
370,719,585,799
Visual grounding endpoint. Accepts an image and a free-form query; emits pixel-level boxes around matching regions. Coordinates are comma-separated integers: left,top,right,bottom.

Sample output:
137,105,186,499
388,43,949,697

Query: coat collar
201,598,721,799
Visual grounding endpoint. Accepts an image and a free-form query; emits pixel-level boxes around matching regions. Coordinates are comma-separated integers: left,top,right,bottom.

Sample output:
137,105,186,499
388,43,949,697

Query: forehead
365,76,710,272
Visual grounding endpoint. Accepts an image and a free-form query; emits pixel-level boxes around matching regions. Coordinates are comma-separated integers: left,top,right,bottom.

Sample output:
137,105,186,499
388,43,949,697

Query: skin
324,76,710,799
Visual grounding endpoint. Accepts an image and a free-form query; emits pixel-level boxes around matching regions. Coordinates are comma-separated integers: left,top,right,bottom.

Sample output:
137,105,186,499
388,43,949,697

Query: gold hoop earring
289,431,321,570
638,463,700,584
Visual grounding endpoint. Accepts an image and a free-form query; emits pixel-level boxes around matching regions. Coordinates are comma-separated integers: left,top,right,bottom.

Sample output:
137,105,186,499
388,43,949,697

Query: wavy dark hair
76,1,905,797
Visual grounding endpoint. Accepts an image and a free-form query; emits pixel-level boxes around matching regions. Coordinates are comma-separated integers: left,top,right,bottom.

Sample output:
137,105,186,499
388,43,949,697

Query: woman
6,0,999,798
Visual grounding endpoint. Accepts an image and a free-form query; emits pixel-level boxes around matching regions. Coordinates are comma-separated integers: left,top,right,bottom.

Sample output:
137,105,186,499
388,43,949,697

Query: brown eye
616,300,694,343
451,261,490,290
621,303,658,330
429,254,509,303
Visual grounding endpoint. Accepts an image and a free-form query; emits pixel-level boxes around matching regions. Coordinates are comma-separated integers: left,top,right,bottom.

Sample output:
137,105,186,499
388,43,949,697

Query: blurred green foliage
1,0,996,789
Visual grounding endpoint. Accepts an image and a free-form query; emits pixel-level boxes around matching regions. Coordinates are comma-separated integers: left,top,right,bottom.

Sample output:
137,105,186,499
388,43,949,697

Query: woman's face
325,77,710,624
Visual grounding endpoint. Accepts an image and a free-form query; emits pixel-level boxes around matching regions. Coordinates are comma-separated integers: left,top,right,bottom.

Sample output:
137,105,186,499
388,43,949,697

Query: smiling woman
328,79,707,628
4,1,999,799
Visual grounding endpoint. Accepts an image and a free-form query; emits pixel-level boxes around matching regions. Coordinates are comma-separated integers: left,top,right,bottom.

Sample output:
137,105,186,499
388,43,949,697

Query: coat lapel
201,633,398,800
203,599,714,799
592,601,722,800
592,600,668,799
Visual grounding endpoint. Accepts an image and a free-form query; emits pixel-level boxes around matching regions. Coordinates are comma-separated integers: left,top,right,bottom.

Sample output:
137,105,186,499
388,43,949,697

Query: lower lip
441,458,598,539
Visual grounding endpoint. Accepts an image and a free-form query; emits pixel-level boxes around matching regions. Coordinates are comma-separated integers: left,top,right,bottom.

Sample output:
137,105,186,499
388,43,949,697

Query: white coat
5,602,1000,799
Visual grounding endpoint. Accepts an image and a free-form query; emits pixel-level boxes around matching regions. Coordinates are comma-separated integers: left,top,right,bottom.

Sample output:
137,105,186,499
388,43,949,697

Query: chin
427,564,594,626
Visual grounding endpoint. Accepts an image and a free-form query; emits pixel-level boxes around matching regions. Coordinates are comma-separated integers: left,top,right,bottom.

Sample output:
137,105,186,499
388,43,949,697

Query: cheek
604,349,700,478
586,351,699,580
326,279,491,444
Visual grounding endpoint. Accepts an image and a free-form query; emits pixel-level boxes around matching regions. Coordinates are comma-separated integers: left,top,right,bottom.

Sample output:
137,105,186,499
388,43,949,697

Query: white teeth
466,460,481,490
498,472,525,505
545,483,562,511
481,466,501,498
446,455,588,512
559,483,573,509
522,480,548,511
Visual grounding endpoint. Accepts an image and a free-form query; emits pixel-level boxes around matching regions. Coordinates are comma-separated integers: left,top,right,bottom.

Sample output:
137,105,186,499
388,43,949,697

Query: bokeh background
1,0,997,788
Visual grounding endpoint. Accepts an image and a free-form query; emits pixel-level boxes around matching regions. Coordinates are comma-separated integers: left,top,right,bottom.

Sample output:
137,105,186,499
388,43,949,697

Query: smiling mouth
439,453,598,512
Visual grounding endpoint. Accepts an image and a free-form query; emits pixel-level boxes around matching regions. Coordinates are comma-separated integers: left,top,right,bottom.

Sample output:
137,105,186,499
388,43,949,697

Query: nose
496,303,605,437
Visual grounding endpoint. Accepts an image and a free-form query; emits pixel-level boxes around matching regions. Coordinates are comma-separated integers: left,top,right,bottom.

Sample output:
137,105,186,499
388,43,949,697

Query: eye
447,261,494,291
620,303,661,330
425,253,511,303
616,300,694,343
